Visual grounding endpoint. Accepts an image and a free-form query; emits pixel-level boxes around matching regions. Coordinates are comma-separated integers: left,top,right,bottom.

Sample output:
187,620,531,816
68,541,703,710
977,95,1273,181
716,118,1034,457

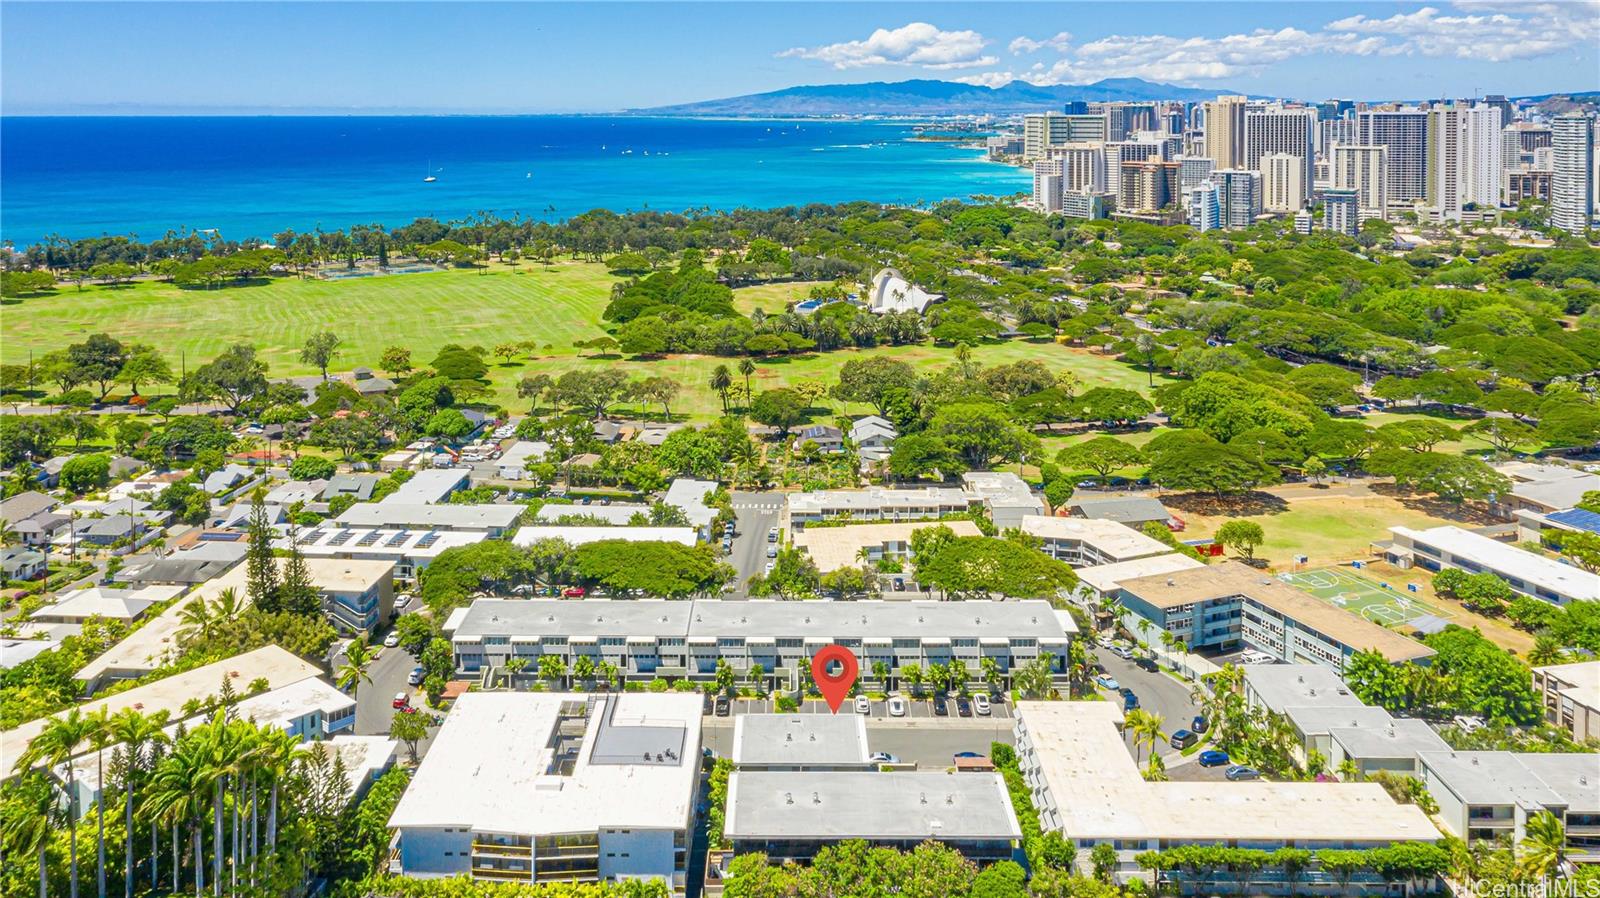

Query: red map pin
811,644,859,714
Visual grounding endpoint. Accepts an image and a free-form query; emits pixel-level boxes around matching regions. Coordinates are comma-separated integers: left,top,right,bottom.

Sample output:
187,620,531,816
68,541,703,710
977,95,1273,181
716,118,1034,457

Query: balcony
473,841,532,857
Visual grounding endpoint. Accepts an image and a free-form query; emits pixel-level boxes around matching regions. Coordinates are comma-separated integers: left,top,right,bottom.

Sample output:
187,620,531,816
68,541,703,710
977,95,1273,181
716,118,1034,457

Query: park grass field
1279,566,1457,630
731,280,829,316
1,262,1165,421
1177,495,1462,568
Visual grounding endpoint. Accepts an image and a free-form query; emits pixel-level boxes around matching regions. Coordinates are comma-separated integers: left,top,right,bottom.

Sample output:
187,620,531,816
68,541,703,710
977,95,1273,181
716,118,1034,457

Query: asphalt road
728,491,783,589
1093,648,1204,759
354,642,422,736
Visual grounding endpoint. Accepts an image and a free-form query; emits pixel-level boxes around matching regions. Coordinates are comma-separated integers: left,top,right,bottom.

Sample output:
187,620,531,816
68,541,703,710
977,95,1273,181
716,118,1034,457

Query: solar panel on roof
1547,508,1600,534
327,530,355,546
385,530,411,547
356,531,383,547
415,531,441,548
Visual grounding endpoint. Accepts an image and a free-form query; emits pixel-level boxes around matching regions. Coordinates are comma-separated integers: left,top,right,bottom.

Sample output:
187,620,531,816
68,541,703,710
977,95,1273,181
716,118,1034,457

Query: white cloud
778,22,994,70
1008,31,1072,55
946,1,1597,88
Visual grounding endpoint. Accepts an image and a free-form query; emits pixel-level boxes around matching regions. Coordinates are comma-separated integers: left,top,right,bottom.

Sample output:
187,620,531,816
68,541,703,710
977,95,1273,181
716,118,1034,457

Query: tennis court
1278,566,1457,632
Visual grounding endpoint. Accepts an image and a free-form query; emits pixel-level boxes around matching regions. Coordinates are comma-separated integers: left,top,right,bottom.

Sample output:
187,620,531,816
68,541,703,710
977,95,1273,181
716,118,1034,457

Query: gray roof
725,771,1020,842
0,547,45,571
1067,496,1173,524
732,715,870,768
120,556,241,585
82,515,141,538
1285,705,1398,739
1513,754,1600,811
0,491,58,524
321,474,381,501
12,512,69,535
1243,664,1364,714
1328,718,1450,761
1420,751,1565,808
335,502,522,531
450,599,1075,644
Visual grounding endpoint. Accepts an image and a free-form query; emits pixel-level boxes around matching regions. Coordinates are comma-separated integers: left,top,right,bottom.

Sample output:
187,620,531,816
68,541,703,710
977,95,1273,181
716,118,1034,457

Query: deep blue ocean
0,116,1028,248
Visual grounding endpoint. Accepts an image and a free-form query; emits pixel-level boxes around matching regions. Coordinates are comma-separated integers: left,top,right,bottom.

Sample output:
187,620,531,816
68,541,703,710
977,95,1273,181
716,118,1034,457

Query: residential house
1,547,48,581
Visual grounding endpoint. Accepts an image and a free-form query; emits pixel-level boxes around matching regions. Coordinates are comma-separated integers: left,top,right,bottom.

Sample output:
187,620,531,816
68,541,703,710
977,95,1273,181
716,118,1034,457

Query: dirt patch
1163,490,1290,517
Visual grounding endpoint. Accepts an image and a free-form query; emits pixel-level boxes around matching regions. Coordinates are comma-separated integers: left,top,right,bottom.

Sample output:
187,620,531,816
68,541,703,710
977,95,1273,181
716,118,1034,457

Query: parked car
714,697,730,717
888,695,907,717
892,577,905,592
1170,729,1198,749
392,692,411,710
1096,674,1120,690
1225,765,1262,781
766,545,778,558
1123,692,1140,711
383,632,400,648
562,587,586,598
869,752,899,764
1135,657,1158,672
1198,750,1231,767
973,694,991,716
768,527,779,543
1191,715,1209,734
956,697,972,717
954,751,984,759
933,696,949,716
1108,645,1134,660
407,667,425,687
855,695,871,715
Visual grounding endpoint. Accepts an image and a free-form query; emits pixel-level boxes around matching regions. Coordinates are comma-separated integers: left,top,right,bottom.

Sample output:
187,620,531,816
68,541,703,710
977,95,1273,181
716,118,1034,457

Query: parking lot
708,694,1014,720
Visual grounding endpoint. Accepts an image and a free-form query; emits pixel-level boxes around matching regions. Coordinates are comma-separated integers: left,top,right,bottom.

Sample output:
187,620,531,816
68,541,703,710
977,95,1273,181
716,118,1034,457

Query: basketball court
1278,566,1457,633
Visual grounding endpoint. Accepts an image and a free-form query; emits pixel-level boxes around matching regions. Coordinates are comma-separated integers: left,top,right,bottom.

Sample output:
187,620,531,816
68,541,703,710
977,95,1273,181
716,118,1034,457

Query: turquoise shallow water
0,115,1029,247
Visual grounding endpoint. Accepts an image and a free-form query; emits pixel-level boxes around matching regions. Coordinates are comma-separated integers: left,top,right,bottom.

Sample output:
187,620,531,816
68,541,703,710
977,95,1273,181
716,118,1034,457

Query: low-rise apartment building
1019,516,1174,567
791,520,981,573
445,599,1074,689
335,502,524,537
783,486,969,530
1532,660,1599,743
1420,751,1599,862
283,526,485,581
1117,562,1434,671
387,692,702,894
1387,525,1599,606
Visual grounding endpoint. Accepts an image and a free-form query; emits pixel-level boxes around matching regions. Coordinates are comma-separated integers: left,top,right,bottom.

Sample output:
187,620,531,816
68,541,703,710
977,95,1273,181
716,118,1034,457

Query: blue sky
3,1,1596,113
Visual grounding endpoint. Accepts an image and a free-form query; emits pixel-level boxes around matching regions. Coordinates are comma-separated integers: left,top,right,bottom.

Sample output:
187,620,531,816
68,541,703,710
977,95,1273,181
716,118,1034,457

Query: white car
973,694,991,716
888,695,907,717
383,632,400,648
855,695,871,715
1109,645,1134,660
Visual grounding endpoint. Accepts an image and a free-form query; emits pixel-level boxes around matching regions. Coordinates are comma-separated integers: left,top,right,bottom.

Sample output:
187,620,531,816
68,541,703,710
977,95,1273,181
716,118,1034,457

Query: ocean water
0,116,1028,247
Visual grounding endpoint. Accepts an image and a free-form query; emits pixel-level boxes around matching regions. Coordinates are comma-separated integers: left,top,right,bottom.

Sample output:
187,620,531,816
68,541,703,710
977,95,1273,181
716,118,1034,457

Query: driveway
728,491,783,588
1094,648,1203,758
353,642,422,735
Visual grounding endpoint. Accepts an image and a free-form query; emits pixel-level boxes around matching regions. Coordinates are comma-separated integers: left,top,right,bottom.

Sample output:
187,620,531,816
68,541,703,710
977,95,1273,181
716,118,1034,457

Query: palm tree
109,708,170,898
21,708,100,898
901,663,925,697
175,597,217,646
747,663,767,696
1,772,59,898
737,358,756,398
85,708,114,898
254,729,296,854
1527,636,1566,667
144,737,209,895
709,365,733,415
871,660,891,690
1518,811,1568,880
596,660,620,692
1135,333,1157,387
336,636,375,699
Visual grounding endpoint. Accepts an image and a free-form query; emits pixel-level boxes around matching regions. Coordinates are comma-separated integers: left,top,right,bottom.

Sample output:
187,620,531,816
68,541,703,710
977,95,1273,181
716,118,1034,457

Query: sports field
0,261,1167,421
1279,566,1457,631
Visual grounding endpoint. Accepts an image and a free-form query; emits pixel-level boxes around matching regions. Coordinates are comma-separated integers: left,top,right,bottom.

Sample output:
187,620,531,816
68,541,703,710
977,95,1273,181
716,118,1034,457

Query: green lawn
1178,495,1464,567
2,263,1162,422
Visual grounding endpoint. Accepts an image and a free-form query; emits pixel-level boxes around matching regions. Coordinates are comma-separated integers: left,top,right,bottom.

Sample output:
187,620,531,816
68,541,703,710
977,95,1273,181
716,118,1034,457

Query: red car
392,692,411,710
562,587,586,598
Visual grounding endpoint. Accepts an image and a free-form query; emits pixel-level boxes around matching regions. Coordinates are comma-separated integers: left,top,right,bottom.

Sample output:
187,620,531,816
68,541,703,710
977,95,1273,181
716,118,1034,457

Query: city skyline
2,1,1597,115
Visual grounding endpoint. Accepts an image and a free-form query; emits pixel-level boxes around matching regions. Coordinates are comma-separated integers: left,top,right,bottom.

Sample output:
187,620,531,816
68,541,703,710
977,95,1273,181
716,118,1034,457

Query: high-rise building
1107,139,1173,168
1213,169,1262,229
1033,159,1064,213
1161,105,1186,135
1260,153,1306,213
1331,144,1389,220
1047,142,1107,193
1178,155,1215,191
1062,101,1089,115
1060,190,1111,221
1504,168,1553,204
1095,102,1159,141
1318,117,1358,154
1293,208,1314,235
1187,180,1221,232
1480,95,1514,128
1318,99,1355,121
1323,188,1360,236
1427,104,1503,217
1203,95,1251,170
1357,109,1429,206
1245,107,1316,205
1551,115,1595,235
1118,157,1182,213
1023,113,1108,159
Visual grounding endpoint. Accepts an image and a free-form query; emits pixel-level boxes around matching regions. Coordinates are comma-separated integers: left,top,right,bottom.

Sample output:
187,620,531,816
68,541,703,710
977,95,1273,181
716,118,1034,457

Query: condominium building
1107,139,1172,168
1385,525,1600,606
1046,141,1107,192
1115,562,1434,671
1357,108,1429,205
1060,190,1111,221
1532,660,1599,743
283,526,486,582
791,520,982,573
387,692,702,894
1420,751,1599,862
1014,702,1439,880
1551,114,1595,235
1177,155,1214,190
1117,158,1181,214
1331,144,1389,219
1202,95,1250,170
1097,101,1159,141
1033,159,1063,212
1322,188,1360,237
334,502,524,536
1023,112,1107,159
960,472,1046,529
1213,168,1261,229
1260,153,1305,213
1019,515,1173,567
1426,103,1503,218
1318,117,1358,154
1186,180,1220,232
1504,168,1554,204
1245,107,1315,204
445,599,1075,688
1293,208,1314,234
784,485,968,529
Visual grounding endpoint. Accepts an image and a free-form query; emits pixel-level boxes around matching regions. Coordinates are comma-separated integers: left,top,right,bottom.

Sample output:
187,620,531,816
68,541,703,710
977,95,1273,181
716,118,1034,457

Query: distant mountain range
636,78,1246,117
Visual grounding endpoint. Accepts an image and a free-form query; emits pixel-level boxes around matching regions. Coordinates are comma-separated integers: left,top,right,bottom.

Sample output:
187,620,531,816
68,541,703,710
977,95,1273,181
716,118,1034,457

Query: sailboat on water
423,160,437,183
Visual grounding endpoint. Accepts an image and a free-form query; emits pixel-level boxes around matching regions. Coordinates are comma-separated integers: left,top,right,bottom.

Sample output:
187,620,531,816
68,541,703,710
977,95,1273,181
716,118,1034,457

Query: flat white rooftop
388,692,701,836
336,502,522,531
1020,515,1173,562
533,504,650,525
286,527,485,561
731,714,870,768
33,584,182,622
1074,553,1205,596
786,486,969,516
725,771,1020,842
1244,664,1366,715
512,526,696,547
1017,701,1437,844
1391,525,1600,602
7,645,320,777
383,469,468,505
792,520,981,572
664,478,719,529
